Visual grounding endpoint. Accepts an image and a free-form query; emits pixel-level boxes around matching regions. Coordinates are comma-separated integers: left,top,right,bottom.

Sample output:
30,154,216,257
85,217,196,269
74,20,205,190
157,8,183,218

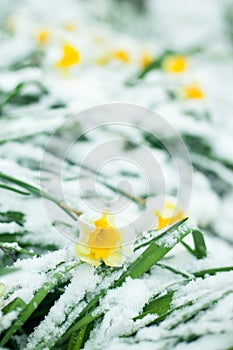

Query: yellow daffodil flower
113,50,131,63
141,50,153,68
154,200,185,229
6,16,16,33
64,23,77,32
93,35,106,45
144,196,185,231
75,212,135,267
35,29,50,45
56,43,81,69
95,49,131,66
95,53,112,65
182,84,205,99
162,55,187,73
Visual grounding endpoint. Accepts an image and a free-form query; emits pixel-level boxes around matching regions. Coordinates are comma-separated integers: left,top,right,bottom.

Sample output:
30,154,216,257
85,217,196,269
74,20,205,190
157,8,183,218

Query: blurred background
0,0,233,242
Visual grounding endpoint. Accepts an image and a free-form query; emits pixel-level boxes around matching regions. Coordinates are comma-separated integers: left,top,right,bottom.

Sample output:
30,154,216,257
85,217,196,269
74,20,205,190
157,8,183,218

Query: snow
0,223,23,234
1,247,75,304
0,0,233,349
0,310,18,333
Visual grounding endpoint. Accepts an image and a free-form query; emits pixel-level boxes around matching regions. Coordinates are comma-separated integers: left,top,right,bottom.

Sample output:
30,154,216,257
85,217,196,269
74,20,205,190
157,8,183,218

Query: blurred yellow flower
95,49,131,66
64,23,77,32
182,84,205,99
6,16,16,33
95,54,111,65
162,55,187,73
154,199,185,229
56,44,81,68
113,50,131,63
141,50,153,68
75,212,134,267
93,35,106,45
36,29,50,45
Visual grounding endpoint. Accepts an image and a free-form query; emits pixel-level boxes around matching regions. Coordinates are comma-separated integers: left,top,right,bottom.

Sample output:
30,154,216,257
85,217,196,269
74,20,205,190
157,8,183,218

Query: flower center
154,202,184,229
87,214,121,260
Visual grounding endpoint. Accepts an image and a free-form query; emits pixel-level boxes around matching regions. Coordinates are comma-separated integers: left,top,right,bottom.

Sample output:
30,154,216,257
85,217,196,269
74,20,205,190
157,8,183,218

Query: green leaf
135,45,202,81
125,286,233,339
156,263,190,278
193,266,233,277
137,50,174,79
0,81,48,113
2,297,26,315
0,242,38,257
0,267,19,277
67,325,89,350
0,261,80,346
192,229,207,258
182,229,207,259
0,211,25,226
9,51,43,71
0,184,30,196
0,172,77,220
134,291,175,320
134,217,188,250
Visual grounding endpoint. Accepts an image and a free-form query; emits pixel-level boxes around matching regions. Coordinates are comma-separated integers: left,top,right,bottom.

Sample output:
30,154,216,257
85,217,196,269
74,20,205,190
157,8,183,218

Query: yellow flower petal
182,84,205,99
75,212,127,267
93,35,106,45
75,245,101,266
141,50,153,68
56,44,81,68
162,55,187,73
154,200,185,229
64,23,77,32
95,55,111,65
113,50,130,63
36,30,50,45
103,251,122,267
75,244,90,256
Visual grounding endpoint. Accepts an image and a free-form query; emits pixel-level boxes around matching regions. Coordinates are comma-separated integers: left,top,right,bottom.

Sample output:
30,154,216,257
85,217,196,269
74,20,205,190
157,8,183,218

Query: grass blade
0,242,38,257
0,184,30,196
193,266,233,277
0,261,80,346
182,229,207,259
2,297,26,315
134,217,188,250
59,220,191,345
0,172,77,220
134,291,175,320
